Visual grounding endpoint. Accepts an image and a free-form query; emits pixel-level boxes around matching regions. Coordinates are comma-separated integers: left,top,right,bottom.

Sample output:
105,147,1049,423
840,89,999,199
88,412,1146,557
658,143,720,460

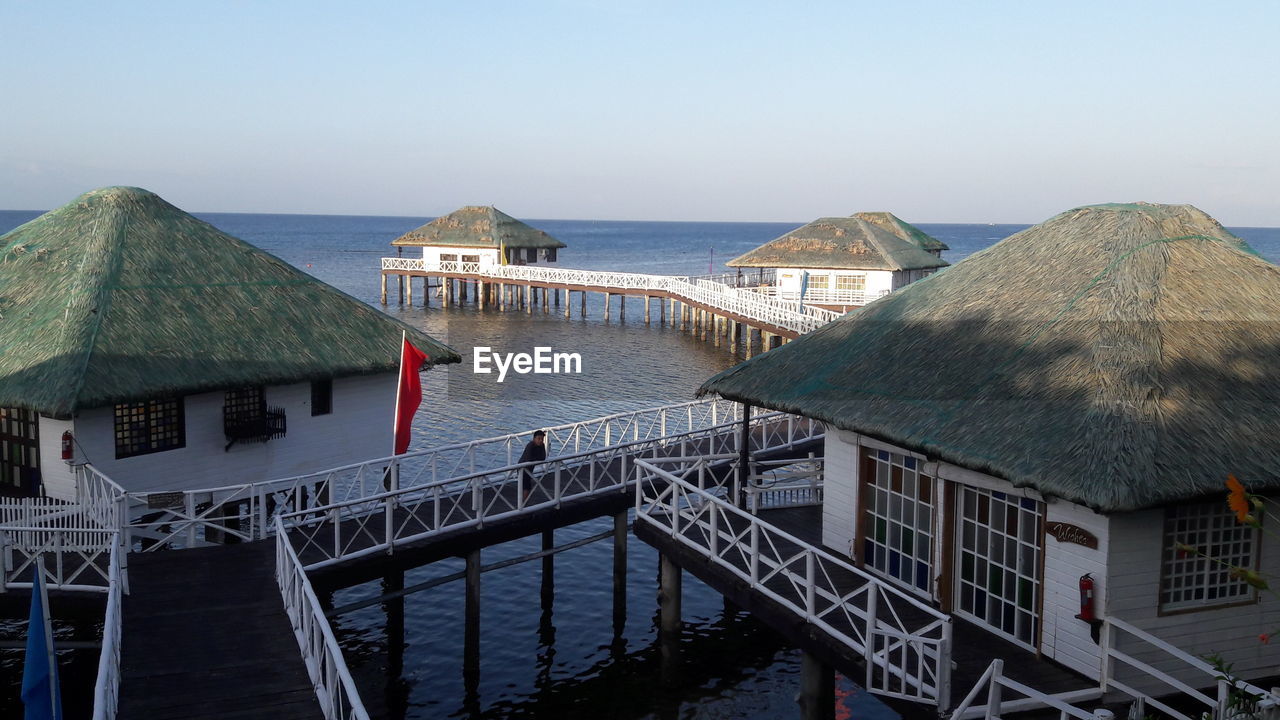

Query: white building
0,187,458,499
703,202,1280,692
727,212,948,312
391,205,565,269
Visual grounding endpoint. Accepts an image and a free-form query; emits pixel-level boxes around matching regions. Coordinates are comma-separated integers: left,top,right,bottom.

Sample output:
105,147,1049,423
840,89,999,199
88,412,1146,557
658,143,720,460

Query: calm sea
1,209,1278,719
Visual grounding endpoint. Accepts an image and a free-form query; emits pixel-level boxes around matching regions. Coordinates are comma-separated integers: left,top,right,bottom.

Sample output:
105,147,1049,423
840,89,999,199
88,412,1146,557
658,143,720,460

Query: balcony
223,406,287,450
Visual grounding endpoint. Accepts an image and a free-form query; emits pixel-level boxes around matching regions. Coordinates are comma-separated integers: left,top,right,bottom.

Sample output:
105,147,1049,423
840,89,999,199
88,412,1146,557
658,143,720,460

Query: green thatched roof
702,202,1279,513
392,206,565,249
0,187,460,418
854,211,949,253
726,217,949,271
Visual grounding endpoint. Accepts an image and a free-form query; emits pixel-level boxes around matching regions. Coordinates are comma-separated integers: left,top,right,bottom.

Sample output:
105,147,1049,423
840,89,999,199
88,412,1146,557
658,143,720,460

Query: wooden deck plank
116,542,321,720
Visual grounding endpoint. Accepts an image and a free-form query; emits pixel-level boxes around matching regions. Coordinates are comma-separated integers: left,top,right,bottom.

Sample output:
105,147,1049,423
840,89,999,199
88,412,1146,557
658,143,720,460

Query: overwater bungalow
0,187,458,498
391,205,566,268
728,212,948,312
702,203,1280,693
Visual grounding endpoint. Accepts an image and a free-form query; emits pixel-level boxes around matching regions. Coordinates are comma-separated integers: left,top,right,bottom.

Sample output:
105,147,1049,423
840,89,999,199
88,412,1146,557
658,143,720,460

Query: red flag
393,336,429,455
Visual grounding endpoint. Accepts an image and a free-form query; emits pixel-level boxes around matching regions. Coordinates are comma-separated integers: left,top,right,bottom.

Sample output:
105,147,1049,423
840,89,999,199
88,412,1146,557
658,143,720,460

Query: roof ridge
64,198,129,414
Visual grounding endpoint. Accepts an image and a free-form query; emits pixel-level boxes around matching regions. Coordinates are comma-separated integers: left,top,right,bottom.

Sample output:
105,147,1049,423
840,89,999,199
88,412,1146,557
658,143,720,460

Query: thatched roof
0,187,460,419
702,202,1280,513
726,217,949,271
392,206,565,249
853,212,948,253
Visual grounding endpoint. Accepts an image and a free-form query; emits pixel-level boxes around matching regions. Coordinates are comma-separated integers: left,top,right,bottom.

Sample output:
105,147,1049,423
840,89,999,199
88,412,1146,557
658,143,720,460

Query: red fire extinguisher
61,431,74,461
1077,573,1096,621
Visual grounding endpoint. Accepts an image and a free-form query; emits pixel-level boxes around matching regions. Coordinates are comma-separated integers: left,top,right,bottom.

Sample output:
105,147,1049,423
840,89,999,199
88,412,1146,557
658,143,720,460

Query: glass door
954,485,1043,649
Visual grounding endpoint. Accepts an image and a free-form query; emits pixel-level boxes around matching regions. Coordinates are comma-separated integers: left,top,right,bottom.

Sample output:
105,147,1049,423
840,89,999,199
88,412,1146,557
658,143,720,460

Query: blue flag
21,560,62,720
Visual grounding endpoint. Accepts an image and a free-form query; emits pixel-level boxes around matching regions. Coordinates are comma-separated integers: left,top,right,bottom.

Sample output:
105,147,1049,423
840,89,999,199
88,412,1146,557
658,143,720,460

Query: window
311,379,333,416
1160,502,1258,611
222,386,286,449
439,253,458,262
805,273,829,290
1,407,40,496
115,398,185,459
861,449,935,596
835,274,866,293
461,254,480,263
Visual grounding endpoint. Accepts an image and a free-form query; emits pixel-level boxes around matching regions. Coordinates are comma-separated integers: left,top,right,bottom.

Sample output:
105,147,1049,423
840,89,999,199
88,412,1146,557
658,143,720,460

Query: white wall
822,430,860,556
72,374,398,493
775,268,894,298
1108,509,1280,689
37,415,76,501
1040,500,1109,678
421,247,501,265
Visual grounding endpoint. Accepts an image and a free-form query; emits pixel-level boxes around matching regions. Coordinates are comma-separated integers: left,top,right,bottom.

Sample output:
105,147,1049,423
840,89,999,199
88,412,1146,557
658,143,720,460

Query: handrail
91,538,124,720
0,526,119,592
633,456,951,707
380,258,842,333
280,413,823,570
949,660,1102,720
275,516,370,720
1102,616,1277,720
123,397,754,551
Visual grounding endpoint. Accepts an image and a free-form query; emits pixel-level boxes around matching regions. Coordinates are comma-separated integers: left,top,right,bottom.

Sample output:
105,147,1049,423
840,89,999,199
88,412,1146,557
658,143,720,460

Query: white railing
688,269,777,288
0,527,118,592
745,455,824,513
1102,616,1280,720
746,285,891,306
948,660,1104,720
122,397,760,551
91,539,125,720
634,456,952,707
276,517,371,720
283,412,823,570
381,259,842,334
0,497,91,529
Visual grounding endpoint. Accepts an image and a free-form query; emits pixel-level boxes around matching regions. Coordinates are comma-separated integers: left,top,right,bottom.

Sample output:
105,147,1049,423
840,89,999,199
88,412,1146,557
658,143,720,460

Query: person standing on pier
519,430,547,501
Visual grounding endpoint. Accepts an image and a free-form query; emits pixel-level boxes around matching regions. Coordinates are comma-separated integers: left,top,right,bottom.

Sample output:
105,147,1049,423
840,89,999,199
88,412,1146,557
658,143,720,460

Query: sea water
1,209,1277,718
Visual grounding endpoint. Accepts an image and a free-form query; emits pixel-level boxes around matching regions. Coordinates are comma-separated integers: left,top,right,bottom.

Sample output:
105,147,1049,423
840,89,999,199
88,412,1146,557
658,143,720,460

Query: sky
1,1,1278,225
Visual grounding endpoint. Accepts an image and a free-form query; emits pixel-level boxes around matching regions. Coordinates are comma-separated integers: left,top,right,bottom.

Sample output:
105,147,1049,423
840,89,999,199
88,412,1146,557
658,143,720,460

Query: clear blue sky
2,1,1277,224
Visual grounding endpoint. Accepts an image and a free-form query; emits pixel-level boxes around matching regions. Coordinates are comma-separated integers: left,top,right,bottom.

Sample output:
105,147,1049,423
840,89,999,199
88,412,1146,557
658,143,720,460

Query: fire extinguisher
1077,573,1096,621
61,431,74,461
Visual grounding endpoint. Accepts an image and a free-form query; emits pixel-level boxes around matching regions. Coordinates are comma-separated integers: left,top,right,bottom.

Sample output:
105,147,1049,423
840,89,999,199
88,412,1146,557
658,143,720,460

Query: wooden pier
379,260,845,346
116,542,319,720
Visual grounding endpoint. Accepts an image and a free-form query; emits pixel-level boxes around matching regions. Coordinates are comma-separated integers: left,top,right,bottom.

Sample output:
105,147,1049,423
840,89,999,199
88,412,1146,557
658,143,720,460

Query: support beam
612,511,627,634
541,528,554,611
644,295,651,324
464,549,481,702
423,277,431,307
798,651,835,720
397,274,404,305
604,293,612,321
564,290,571,318
659,553,682,635
380,274,388,305
737,402,752,508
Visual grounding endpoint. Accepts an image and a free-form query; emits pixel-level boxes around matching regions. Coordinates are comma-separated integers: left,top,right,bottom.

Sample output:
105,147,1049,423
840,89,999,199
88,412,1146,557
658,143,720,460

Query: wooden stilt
380,273,388,305
397,274,404,305
564,290,571,318
644,295,651,324
525,284,533,314
604,293,611,321
580,291,587,318
478,280,486,310
406,275,413,305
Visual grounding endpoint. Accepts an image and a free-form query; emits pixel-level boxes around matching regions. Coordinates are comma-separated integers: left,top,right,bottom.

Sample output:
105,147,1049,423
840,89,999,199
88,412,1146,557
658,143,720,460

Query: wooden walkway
296,437,822,585
636,504,1095,713
116,542,319,720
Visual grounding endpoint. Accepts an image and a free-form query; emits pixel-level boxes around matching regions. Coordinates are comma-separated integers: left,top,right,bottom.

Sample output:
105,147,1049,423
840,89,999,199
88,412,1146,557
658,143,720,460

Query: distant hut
0,187,459,497
727,215,948,311
702,203,1280,688
392,205,566,268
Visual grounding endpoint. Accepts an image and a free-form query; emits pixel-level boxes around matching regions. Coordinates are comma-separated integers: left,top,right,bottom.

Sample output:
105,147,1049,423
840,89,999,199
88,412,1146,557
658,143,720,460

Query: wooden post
423,277,431,307
541,528,554,611
613,511,628,635
554,288,561,307
618,294,625,321
604,293,612,321
443,278,452,308
564,290,571,318
661,296,668,324
542,286,549,313
659,553,681,634
738,403,753,508
525,284,533,314
397,274,404,305
477,280,486,310
798,651,835,720
580,290,587,317
380,273,388,305
644,295,651,324
406,274,413,305
464,548,481,707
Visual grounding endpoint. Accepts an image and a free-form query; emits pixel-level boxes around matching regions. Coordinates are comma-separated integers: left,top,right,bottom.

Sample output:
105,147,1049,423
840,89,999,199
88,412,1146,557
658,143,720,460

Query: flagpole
38,557,58,716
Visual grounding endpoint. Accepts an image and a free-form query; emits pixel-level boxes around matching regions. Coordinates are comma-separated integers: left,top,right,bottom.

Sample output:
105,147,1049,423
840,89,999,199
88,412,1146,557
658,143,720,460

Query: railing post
554,465,563,507
864,587,879,679
384,493,395,554
750,522,759,586
709,505,718,558
938,619,953,711
185,492,197,548
1099,619,1112,692
805,551,816,617
1217,678,1230,720
256,487,268,539
986,659,1004,720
